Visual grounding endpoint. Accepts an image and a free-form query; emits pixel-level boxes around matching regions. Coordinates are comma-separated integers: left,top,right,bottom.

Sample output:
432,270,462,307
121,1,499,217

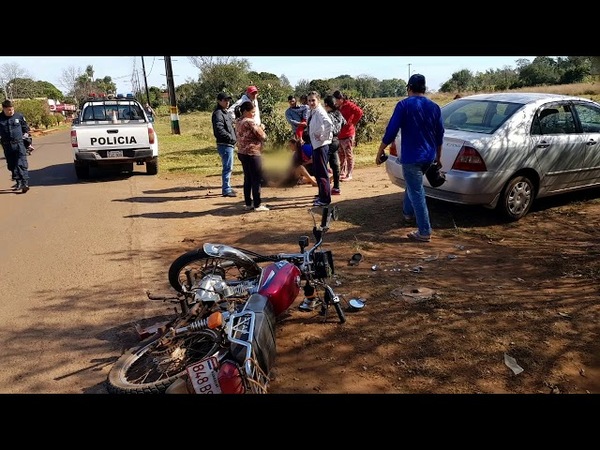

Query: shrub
352,97,383,146
13,99,46,128
260,85,292,147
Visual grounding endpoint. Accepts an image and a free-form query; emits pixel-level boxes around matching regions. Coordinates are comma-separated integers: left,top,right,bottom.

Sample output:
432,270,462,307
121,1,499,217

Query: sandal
407,231,431,242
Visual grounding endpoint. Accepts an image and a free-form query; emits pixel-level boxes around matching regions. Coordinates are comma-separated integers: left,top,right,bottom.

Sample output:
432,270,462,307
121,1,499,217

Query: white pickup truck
70,93,159,179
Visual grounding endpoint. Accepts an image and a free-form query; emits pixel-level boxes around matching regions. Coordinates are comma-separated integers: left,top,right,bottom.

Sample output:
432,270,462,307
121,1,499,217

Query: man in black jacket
212,92,237,197
0,99,31,193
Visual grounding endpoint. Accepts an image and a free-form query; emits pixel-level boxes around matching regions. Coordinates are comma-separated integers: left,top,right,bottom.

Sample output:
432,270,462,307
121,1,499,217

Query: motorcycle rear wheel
168,248,261,293
107,329,220,394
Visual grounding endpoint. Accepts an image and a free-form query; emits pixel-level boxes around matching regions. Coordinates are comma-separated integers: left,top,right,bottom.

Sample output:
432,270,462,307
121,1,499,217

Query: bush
41,114,58,129
13,99,47,128
352,97,383,146
260,85,292,147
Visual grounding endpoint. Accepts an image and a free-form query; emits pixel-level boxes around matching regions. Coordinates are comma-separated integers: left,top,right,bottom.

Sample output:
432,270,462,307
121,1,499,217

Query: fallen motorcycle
106,205,344,394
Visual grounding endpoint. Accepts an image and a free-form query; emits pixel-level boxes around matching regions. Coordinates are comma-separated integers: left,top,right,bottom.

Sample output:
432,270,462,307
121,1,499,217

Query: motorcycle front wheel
107,329,220,394
324,286,346,324
168,248,261,293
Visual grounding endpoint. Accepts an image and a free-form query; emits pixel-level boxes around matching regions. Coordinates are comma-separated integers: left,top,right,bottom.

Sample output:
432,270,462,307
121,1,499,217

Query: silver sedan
385,92,600,221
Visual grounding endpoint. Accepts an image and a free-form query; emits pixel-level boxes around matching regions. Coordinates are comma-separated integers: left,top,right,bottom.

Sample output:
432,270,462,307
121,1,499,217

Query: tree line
1,56,597,141
2,56,597,109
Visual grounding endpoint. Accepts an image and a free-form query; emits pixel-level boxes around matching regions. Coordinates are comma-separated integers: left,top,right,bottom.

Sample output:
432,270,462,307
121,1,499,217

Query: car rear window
81,103,145,122
442,100,524,134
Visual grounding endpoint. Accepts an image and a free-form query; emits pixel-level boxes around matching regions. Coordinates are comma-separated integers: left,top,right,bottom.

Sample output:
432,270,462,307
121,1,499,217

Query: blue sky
0,56,536,95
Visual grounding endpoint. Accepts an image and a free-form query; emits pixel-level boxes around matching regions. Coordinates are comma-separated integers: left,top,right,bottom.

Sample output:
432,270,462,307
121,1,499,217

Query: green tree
279,74,292,91
94,76,117,95
591,57,600,75
294,79,311,96
519,56,560,86
307,79,332,98
5,77,37,99
185,58,252,112
174,82,198,113
330,75,355,93
439,69,474,94
35,81,64,101
354,75,379,98
557,56,591,84
378,79,405,97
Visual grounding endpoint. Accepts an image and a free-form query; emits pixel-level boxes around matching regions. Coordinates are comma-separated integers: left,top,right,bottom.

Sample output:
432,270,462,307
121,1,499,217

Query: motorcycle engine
193,275,231,304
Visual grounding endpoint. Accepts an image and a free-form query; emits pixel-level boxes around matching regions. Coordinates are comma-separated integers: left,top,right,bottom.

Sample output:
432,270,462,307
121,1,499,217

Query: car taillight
70,129,78,147
452,146,487,171
148,126,155,145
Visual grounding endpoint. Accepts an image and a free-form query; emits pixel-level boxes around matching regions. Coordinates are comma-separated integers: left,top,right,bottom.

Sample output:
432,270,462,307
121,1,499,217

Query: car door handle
586,139,597,146
537,141,550,149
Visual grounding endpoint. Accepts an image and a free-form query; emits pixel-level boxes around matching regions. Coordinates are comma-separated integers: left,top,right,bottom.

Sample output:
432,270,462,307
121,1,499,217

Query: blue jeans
402,163,432,236
217,144,235,195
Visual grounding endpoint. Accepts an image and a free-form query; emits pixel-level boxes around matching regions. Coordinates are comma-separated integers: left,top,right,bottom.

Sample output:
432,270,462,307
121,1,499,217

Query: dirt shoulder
157,164,600,394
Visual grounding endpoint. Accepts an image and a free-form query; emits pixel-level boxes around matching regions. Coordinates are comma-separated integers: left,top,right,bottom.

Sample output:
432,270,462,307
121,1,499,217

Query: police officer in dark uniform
0,99,31,193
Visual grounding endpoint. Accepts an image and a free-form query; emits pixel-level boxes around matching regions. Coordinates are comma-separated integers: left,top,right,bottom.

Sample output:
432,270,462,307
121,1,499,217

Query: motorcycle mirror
348,298,365,311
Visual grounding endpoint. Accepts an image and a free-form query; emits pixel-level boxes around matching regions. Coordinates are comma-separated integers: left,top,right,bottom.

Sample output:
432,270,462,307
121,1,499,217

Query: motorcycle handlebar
265,234,324,264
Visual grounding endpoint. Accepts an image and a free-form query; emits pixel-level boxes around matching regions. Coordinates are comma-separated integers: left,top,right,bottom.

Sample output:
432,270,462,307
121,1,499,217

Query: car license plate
186,356,222,394
107,150,123,158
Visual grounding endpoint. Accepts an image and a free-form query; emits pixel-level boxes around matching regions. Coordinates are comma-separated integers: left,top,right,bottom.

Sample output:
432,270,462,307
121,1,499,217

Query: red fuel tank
258,261,301,316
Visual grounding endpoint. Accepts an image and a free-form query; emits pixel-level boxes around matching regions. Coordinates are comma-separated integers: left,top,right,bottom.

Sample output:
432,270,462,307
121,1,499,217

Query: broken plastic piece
504,353,524,375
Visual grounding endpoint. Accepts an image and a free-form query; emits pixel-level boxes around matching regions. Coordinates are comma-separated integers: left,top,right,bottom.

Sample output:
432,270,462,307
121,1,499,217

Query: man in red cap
229,85,263,128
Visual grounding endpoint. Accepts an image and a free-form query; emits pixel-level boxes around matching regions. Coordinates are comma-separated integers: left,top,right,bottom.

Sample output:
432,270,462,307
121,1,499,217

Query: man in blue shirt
375,74,444,242
285,95,309,140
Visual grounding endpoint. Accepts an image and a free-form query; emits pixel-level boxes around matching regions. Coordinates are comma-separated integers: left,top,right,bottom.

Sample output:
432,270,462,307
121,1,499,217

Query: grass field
153,82,600,178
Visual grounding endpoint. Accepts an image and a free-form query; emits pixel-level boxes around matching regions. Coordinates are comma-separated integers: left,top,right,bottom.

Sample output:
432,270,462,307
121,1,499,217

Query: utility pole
141,56,151,105
408,63,412,81
164,56,181,135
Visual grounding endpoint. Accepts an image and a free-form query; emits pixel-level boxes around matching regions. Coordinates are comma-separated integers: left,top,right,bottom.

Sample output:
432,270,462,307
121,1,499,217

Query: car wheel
498,175,535,221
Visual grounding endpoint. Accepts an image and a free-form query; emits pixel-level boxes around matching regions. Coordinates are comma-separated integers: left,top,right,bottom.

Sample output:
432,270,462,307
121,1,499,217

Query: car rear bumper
385,155,501,208
75,148,154,164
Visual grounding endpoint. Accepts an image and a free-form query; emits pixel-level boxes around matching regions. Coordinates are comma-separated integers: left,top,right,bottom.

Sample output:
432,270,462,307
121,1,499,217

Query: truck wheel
146,157,158,175
74,162,90,179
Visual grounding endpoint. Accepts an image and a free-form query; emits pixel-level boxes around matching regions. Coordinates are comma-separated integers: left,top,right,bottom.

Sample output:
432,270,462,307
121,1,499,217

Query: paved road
0,129,180,393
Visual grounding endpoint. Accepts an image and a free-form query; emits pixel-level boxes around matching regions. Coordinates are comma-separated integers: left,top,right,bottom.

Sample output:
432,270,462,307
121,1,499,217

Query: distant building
48,99,77,117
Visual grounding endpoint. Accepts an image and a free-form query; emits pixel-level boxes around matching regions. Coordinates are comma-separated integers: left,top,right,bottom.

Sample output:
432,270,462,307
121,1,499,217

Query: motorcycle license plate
107,150,123,158
186,356,222,394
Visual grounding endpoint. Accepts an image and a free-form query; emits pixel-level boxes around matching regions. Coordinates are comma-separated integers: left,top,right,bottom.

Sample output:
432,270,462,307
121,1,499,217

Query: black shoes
222,190,237,197
14,181,29,193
